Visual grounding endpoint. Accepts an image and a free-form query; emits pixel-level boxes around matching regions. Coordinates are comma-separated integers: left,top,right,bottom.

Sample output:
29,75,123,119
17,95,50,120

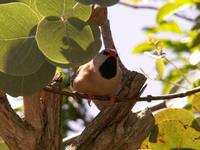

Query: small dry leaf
155,41,163,51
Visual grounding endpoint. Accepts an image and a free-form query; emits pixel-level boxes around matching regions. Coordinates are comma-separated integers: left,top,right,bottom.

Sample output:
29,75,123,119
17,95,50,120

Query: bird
71,48,122,110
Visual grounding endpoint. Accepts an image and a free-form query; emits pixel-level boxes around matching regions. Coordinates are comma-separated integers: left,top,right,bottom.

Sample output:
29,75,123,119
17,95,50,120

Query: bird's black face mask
99,57,117,79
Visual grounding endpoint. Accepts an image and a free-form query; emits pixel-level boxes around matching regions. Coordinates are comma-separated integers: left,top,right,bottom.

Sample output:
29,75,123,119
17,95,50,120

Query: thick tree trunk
66,107,154,150
0,80,63,150
24,81,63,150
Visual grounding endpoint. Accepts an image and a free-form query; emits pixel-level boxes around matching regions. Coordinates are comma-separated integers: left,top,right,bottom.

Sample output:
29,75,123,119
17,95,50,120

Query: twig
149,101,166,112
43,85,200,102
119,1,195,22
139,86,200,101
43,86,111,101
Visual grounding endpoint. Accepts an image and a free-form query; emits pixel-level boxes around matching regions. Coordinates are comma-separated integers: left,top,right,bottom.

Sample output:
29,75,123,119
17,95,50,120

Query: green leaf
155,108,194,125
0,39,45,76
163,39,190,53
163,69,182,94
0,3,38,39
0,3,45,76
156,58,165,79
191,93,200,113
140,137,150,149
76,0,119,6
36,17,101,67
35,0,64,16
132,42,154,54
191,33,200,48
192,117,200,132
149,120,200,150
36,0,92,21
0,143,8,150
0,61,56,97
145,21,182,34
157,2,192,24
64,0,92,21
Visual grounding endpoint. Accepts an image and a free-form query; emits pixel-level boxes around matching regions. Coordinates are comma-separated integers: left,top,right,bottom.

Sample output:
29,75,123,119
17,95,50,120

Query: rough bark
0,92,36,150
24,80,63,150
0,79,63,150
66,108,154,150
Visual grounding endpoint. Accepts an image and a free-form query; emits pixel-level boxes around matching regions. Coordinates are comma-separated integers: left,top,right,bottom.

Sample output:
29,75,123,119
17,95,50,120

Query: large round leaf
149,120,200,150
0,61,56,97
35,0,64,17
36,0,91,21
155,108,194,125
0,38,45,76
64,0,92,21
0,3,44,76
36,17,101,67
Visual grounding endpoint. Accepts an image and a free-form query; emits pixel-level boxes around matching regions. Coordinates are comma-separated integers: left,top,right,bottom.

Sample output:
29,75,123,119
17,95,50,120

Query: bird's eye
102,51,109,55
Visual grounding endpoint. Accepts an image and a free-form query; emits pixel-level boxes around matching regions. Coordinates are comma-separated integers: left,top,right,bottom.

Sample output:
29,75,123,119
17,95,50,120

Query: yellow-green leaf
155,108,194,125
157,2,192,24
150,120,200,150
191,93,200,112
156,58,165,79
132,42,154,54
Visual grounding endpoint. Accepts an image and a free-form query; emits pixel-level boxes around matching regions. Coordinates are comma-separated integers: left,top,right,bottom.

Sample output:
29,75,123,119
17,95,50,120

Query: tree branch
139,86,200,102
119,1,195,22
43,85,200,103
65,108,155,150
0,92,36,150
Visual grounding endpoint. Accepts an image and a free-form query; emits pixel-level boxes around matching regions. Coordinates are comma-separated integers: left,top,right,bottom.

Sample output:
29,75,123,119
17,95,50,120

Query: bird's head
93,49,119,79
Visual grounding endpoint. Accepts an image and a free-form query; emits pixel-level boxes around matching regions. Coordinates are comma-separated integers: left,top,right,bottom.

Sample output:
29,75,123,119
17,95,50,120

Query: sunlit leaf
149,120,200,150
144,21,182,34
129,0,141,2
157,2,192,24
0,3,45,76
132,42,154,54
36,0,91,21
156,58,165,79
155,108,194,125
36,17,101,67
163,39,190,53
140,137,150,149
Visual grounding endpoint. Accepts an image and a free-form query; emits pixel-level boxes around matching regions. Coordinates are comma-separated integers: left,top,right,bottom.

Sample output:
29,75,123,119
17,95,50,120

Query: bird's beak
108,49,118,57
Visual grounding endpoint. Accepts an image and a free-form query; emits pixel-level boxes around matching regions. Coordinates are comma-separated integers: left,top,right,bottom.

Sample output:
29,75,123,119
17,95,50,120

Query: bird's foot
109,95,117,105
86,95,94,107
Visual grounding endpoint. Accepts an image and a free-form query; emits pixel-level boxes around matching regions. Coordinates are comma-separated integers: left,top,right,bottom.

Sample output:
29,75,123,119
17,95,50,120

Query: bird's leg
86,95,95,107
109,95,117,105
